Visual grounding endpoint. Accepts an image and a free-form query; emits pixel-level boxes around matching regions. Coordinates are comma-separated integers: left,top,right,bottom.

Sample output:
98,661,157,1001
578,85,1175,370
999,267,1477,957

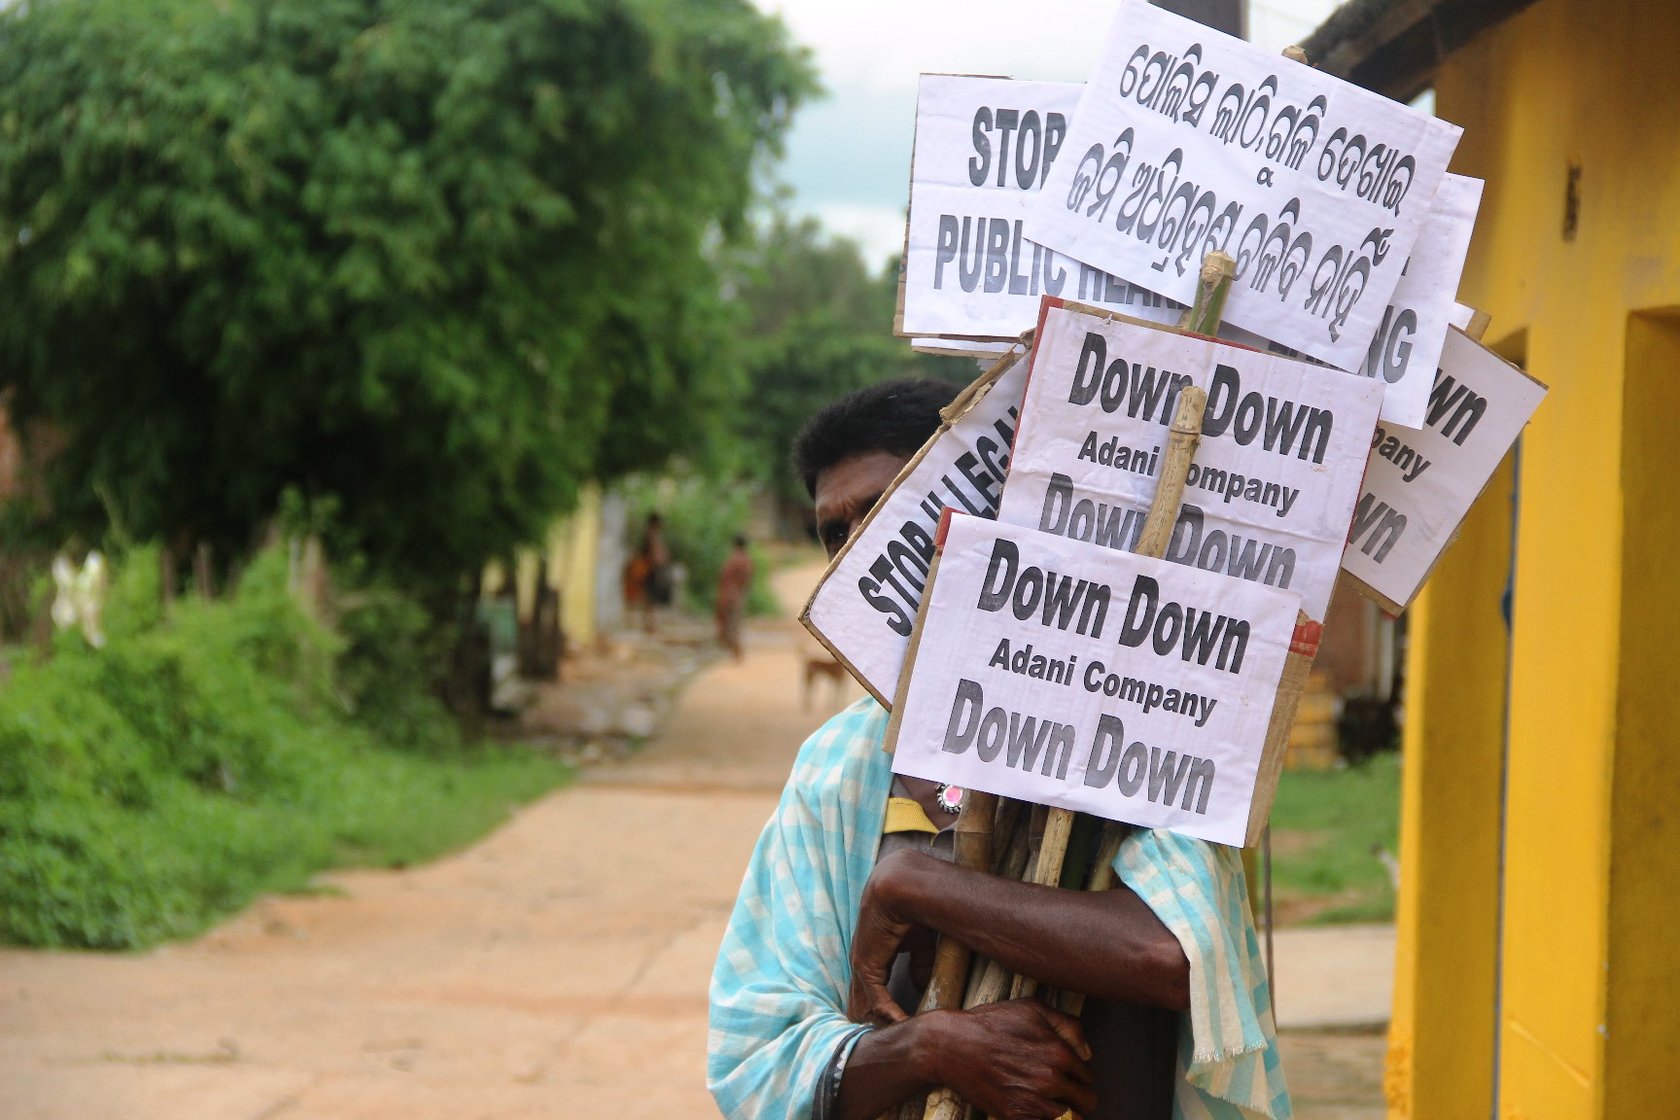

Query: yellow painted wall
1398,0,1680,1114
1385,455,1513,1118
1603,310,1680,1115
552,483,604,649
490,482,606,650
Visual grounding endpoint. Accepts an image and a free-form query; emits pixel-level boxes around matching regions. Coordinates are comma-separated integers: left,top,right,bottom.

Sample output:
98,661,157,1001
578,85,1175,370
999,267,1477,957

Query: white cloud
759,0,1122,94
810,202,910,270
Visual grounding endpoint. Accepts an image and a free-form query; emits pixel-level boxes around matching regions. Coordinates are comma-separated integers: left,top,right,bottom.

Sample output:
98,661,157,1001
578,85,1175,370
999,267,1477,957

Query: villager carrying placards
901,74,1184,340
999,299,1383,620
887,514,1299,846
1342,328,1548,612
1025,0,1462,370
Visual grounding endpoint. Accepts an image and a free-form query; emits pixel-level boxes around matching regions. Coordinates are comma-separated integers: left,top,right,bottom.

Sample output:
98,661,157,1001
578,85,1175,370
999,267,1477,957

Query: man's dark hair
791,377,961,498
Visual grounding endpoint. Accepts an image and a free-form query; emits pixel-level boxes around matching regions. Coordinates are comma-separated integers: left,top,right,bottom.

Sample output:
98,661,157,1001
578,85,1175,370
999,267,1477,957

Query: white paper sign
890,515,1298,845
1251,175,1482,424
998,302,1383,620
902,75,1186,339
1344,173,1482,427
1026,0,1462,369
804,349,1033,702
1342,329,1547,610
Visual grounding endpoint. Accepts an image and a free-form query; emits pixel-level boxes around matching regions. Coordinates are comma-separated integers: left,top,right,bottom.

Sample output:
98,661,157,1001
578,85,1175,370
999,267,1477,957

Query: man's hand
834,999,1096,1120
847,853,921,1025
925,1001,1097,1120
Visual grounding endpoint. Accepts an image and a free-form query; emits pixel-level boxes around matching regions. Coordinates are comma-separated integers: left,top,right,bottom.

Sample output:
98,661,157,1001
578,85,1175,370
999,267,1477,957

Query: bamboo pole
885,793,1013,1120
1177,250,1236,338
916,792,1000,1012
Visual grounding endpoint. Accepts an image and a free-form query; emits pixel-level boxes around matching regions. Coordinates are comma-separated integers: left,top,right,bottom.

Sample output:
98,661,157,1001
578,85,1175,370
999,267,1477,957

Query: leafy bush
334,584,460,754
0,546,568,949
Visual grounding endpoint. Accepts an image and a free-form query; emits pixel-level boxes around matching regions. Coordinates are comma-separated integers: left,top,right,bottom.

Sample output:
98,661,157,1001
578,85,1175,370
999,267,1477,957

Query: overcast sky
751,0,1342,268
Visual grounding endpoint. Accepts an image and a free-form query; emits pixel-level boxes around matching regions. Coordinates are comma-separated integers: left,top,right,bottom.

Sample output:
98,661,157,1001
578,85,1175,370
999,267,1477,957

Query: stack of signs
885,301,1381,844
1000,300,1383,623
887,514,1297,846
798,0,1551,846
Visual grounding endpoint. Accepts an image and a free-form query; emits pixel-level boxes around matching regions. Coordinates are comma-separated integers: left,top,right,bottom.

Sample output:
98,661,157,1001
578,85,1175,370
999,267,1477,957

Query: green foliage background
730,217,979,504
0,0,815,594
0,548,570,949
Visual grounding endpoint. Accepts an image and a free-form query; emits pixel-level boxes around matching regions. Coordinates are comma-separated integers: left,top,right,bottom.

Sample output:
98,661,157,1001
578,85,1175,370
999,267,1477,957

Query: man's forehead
814,449,911,509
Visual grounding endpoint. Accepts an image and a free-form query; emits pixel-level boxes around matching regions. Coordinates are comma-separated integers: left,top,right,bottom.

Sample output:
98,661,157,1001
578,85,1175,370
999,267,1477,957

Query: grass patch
0,546,572,950
1267,751,1401,925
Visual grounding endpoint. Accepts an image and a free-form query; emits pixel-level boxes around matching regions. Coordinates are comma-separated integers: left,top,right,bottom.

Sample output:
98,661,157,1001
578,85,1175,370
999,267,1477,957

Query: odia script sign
804,348,1032,703
998,301,1382,620
1026,0,1461,370
1346,173,1482,428
901,75,1183,340
888,515,1297,845
1342,328,1548,611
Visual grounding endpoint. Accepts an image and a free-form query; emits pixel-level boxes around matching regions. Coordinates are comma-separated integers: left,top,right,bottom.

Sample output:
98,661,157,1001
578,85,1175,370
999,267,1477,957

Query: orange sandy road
0,563,854,1120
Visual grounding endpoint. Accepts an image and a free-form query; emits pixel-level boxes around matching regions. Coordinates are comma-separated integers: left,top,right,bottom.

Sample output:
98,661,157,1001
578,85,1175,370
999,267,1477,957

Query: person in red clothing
715,535,754,660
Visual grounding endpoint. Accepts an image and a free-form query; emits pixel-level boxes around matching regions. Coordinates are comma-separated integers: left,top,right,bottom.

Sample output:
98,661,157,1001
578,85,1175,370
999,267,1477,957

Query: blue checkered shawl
707,697,1290,1120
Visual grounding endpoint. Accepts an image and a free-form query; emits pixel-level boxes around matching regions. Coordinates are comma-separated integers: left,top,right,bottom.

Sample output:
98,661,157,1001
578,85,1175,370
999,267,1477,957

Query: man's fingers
1053,1069,1099,1117
847,973,908,1025
1031,1003,1093,1062
871,995,909,1025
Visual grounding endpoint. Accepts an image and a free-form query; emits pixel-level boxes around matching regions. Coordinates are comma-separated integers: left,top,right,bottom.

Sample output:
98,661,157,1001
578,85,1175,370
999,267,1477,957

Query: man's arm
848,847,1190,1027
831,847,1188,1120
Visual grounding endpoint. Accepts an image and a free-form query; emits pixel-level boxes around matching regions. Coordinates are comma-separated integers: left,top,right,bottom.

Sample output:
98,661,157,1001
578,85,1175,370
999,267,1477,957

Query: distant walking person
625,513,674,633
715,536,754,660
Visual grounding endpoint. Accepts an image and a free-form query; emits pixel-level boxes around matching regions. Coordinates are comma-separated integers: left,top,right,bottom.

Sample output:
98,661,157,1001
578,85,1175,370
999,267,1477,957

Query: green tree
0,0,814,594
730,216,975,504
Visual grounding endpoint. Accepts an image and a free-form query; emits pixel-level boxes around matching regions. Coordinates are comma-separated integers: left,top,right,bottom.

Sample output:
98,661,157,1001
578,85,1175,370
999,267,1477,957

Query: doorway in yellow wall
1602,309,1680,1114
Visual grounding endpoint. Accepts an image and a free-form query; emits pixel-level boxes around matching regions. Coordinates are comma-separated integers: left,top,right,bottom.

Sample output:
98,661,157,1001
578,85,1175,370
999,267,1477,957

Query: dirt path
0,559,1383,1119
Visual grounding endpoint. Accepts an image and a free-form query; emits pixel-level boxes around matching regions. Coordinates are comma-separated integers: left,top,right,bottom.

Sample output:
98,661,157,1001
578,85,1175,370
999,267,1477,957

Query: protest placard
803,346,1032,703
1026,0,1461,370
901,74,1187,340
886,513,1299,846
1241,175,1481,423
1344,173,1482,427
998,299,1382,620
1342,328,1548,612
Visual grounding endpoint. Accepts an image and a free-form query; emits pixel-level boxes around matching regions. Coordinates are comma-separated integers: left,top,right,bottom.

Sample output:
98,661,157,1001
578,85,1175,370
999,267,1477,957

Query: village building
1303,0,1679,1115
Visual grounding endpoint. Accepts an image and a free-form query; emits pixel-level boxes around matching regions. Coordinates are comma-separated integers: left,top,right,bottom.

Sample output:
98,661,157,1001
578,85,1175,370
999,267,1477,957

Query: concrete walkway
0,560,1388,1119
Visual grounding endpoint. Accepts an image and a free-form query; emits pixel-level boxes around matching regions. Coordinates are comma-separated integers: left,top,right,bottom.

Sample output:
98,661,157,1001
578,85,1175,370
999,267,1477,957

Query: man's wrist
907,1008,954,1088
876,847,943,929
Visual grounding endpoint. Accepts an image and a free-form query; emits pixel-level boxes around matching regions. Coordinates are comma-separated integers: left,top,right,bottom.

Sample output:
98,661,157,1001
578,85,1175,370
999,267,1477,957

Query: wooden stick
915,791,999,1012
1136,386,1210,559
1177,250,1236,337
